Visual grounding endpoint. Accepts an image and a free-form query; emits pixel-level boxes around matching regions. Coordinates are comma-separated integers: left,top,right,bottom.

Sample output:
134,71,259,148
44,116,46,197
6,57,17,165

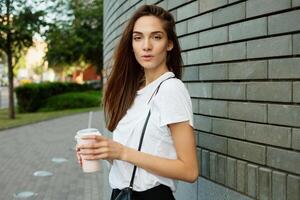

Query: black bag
114,187,133,200
114,76,175,200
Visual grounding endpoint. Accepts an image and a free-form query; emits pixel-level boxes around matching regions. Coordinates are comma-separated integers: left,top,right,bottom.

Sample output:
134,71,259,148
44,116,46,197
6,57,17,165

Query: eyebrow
132,31,164,35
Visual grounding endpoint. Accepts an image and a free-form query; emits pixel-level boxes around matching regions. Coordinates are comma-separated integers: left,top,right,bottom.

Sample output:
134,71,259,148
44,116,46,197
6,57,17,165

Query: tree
45,0,103,82
71,0,103,74
0,0,45,118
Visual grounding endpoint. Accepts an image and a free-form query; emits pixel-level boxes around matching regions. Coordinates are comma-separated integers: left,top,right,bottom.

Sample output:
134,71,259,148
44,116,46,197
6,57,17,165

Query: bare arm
78,121,199,183
122,121,199,182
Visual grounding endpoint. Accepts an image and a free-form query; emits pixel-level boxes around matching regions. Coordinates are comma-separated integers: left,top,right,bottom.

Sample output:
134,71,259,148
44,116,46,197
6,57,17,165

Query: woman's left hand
77,135,126,161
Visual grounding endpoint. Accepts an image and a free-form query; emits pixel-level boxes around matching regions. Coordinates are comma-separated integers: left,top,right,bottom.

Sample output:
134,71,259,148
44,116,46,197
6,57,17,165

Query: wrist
120,144,129,161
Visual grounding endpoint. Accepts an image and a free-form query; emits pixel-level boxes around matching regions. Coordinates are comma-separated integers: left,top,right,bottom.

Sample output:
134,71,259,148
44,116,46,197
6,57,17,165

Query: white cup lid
76,128,100,136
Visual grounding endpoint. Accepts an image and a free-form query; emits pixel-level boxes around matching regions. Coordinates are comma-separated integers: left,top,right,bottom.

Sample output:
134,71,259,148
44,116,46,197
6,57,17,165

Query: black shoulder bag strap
128,76,176,189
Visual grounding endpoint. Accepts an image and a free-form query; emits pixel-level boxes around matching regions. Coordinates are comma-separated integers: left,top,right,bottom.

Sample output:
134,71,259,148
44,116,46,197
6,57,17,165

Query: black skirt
110,184,175,200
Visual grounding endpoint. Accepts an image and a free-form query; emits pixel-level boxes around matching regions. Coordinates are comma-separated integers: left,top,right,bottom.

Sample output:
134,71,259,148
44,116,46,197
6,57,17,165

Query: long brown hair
104,4,183,131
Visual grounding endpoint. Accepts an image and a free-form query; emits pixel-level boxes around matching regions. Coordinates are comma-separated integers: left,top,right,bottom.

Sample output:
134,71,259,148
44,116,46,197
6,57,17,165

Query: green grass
0,107,102,131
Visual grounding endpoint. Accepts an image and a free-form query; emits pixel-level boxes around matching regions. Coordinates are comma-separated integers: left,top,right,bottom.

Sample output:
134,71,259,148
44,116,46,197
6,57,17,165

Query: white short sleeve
154,78,194,128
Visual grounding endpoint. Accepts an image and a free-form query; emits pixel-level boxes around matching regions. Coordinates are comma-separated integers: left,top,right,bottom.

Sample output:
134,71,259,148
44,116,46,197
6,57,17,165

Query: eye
133,36,141,41
153,35,162,40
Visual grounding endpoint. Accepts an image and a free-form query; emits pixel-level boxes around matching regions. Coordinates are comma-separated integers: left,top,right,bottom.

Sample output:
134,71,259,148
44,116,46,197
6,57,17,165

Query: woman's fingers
84,153,108,160
81,135,104,141
77,138,124,160
79,147,108,155
78,140,108,150
76,148,82,167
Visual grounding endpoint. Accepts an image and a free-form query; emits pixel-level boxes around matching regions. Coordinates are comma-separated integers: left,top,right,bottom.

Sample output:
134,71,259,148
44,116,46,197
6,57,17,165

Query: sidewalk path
0,111,110,200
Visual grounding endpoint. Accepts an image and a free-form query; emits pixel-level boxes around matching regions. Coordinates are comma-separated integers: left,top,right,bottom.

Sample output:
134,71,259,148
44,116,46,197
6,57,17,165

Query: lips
142,55,153,61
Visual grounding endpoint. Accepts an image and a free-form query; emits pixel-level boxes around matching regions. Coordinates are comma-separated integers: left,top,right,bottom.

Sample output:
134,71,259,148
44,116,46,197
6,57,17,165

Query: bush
15,82,95,113
38,91,101,112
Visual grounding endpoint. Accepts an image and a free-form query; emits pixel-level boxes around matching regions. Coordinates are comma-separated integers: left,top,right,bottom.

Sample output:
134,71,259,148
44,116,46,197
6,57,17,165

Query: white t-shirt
109,71,194,192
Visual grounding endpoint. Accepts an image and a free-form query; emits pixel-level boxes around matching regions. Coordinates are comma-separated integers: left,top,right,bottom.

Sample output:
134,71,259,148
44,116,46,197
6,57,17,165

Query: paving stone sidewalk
0,111,110,200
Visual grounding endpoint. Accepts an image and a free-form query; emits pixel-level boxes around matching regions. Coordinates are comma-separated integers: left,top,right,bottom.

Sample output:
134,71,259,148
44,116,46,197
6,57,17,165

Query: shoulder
159,78,188,94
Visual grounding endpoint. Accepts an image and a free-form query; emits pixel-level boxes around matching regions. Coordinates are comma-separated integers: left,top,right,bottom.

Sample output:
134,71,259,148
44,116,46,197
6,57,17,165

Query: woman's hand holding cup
77,134,126,161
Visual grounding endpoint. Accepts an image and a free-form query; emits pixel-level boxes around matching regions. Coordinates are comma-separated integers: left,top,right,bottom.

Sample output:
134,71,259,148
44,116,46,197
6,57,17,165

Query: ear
167,40,174,51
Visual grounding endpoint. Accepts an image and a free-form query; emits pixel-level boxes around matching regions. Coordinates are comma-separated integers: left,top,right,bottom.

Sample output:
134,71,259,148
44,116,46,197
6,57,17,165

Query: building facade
103,0,300,199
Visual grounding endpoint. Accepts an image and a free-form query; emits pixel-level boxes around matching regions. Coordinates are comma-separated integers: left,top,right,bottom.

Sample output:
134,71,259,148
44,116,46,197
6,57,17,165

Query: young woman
77,4,199,200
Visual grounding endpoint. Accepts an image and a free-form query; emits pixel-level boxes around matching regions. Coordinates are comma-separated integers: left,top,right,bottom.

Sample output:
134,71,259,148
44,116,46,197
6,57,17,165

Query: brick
269,58,300,79
191,98,199,114
182,66,198,81
213,2,246,26
213,42,246,61
200,0,227,13
156,0,167,9
209,152,217,180
258,167,272,200
167,0,185,10
187,48,212,64
199,26,228,46
146,0,160,4
216,155,226,184
175,21,187,36
293,0,300,7
272,171,287,200
198,131,227,154
212,118,245,139
199,64,228,81
171,10,177,21
293,82,300,102
177,1,199,21
181,52,187,65
179,33,198,50
246,123,291,148
187,13,212,33
292,128,300,150
229,60,267,80
187,83,212,98
229,102,267,123
199,99,228,117
247,164,258,198
247,35,292,58
226,157,237,189
236,160,247,193
287,175,300,200
195,131,199,146
229,17,267,41
246,0,290,18
247,82,292,102
213,83,246,100
201,149,210,178
267,147,300,174
268,104,300,127
269,10,300,34
194,115,212,132
228,139,266,164
197,148,202,176
293,33,300,54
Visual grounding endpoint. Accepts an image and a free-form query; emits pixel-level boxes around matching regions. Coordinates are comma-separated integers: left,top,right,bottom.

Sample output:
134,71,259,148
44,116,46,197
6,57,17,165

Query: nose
142,38,152,51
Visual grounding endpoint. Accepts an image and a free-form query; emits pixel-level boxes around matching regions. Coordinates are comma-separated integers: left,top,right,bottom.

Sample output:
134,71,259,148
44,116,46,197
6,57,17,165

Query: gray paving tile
0,111,107,200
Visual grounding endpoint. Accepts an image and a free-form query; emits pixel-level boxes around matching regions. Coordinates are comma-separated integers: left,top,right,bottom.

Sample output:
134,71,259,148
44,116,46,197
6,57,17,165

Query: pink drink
75,128,101,173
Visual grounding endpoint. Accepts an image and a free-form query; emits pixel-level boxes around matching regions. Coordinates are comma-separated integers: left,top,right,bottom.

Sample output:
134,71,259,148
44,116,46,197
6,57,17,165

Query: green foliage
45,0,103,73
0,0,48,118
39,91,101,112
14,82,94,113
0,0,47,65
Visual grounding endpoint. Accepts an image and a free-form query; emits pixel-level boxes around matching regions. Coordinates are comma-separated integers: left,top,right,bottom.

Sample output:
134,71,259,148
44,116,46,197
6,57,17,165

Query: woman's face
132,16,173,71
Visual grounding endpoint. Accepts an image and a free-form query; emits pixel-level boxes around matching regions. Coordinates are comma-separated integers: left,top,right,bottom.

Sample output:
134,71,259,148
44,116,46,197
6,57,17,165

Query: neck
144,66,169,86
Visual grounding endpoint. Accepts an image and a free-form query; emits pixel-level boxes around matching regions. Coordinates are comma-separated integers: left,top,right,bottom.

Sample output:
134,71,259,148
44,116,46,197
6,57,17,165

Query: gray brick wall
103,0,300,199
